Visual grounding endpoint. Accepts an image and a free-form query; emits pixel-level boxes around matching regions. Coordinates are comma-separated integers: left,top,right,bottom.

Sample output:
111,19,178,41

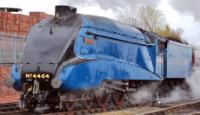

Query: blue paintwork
81,16,147,44
75,27,155,72
57,15,163,90
166,41,192,78
11,64,22,91
56,15,192,90
58,59,161,90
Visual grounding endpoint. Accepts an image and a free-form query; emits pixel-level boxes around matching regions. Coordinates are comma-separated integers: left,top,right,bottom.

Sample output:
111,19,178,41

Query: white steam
186,67,200,99
161,67,200,103
128,83,158,104
58,0,160,20
128,66,200,104
59,0,159,12
160,87,189,103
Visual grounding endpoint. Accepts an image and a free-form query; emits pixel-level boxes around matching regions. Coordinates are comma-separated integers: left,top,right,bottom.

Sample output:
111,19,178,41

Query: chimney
55,5,77,19
0,7,22,12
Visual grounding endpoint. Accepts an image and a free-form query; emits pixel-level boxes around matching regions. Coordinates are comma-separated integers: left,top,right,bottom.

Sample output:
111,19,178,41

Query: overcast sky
0,0,199,47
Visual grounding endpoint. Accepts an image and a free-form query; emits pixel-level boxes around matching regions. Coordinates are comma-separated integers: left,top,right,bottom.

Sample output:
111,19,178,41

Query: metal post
14,35,17,64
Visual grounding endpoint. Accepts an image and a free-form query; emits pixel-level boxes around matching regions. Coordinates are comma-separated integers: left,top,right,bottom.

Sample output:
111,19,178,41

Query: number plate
24,73,50,79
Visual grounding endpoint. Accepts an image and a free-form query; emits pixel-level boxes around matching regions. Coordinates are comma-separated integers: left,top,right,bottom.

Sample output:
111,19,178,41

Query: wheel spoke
113,93,124,107
27,101,37,112
85,94,93,109
65,101,74,111
48,103,57,109
85,98,93,109
96,94,110,108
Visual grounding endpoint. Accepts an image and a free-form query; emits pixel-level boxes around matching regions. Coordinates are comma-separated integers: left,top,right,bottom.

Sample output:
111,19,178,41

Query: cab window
146,33,156,44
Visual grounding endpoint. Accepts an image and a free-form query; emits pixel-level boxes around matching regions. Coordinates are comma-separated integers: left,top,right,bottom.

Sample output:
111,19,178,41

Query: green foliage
155,25,183,42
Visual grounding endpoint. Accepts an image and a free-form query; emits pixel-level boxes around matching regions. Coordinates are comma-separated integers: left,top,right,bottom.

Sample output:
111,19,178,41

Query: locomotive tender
8,6,193,110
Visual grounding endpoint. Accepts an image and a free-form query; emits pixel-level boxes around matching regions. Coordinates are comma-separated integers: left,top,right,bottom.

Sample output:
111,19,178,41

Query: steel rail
1,100,200,115
141,100,200,115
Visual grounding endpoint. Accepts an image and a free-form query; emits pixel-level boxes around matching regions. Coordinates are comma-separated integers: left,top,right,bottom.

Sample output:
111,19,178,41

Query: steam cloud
165,0,200,46
161,67,200,103
186,67,200,99
128,66,200,105
128,83,159,104
169,0,200,21
160,87,189,103
58,0,159,19
59,0,159,11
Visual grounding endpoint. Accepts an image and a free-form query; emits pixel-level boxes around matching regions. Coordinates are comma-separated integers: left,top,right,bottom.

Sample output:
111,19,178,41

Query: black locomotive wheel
84,99,93,109
96,95,110,108
64,101,75,111
84,94,93,109
27,102,37,112
47,95,58,109
113,93,124,107
48,103,57,109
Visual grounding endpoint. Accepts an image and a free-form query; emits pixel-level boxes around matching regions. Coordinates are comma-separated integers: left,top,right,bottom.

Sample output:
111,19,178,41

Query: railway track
44,105,128,115
0,102,28,115
0,101,132,115
141,100,200,115
0,100,200,115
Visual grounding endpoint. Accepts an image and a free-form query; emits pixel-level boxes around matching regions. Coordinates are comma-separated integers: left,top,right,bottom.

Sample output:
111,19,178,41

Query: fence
0,32,25,64
0,32,24,97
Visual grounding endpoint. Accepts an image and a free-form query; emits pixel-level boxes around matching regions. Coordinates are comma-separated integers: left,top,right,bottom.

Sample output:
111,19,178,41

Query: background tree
118,5,183,41
139,6,165,32
155,25,183,42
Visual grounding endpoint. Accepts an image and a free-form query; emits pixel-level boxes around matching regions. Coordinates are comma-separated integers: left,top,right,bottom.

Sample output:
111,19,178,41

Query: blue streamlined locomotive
8,6,193,110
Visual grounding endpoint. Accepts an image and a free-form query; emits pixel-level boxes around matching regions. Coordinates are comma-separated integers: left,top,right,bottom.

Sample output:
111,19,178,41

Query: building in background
0,7,49,35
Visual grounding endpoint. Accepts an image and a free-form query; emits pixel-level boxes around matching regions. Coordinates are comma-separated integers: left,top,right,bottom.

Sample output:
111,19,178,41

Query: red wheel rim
85,99,93,109
65,101,74,111
113,93,124,107
96,96,108,108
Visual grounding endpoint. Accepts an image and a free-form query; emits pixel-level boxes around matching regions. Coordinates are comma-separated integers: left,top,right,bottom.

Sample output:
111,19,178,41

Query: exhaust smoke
160,67,200,103
186,67,200,99
128,66,200,105
128,83,159,104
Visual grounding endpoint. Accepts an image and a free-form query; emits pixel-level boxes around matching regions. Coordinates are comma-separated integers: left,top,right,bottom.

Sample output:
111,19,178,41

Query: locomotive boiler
7,5,193,111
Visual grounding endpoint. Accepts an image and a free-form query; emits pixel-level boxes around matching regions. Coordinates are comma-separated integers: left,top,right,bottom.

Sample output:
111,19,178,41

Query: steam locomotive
7,6,193,111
